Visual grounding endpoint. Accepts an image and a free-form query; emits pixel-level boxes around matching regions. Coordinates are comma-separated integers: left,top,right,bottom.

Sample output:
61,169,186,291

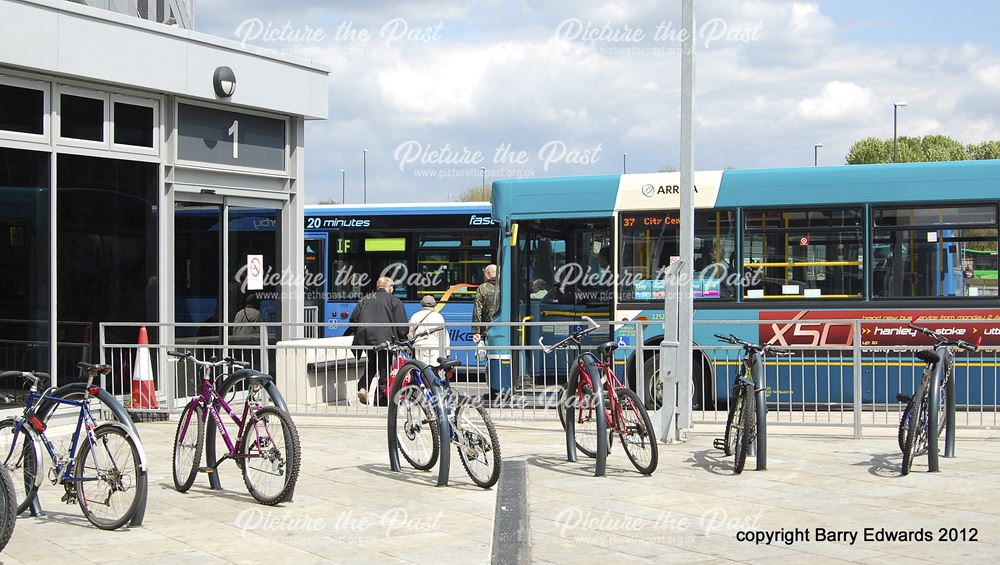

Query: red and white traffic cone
131,326,159,409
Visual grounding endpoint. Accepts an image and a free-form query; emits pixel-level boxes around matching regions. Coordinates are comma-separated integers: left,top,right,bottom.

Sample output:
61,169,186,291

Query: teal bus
490,160,1000,409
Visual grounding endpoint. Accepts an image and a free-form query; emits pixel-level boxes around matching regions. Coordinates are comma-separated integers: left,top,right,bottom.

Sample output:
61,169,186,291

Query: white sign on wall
247,255,264,291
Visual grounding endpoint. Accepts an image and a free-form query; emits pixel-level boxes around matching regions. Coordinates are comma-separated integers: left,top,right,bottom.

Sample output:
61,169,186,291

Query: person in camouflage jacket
472,264,497,343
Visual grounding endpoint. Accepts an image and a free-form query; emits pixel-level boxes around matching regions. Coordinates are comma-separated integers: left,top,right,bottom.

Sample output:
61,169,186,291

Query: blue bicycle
0,362,147,530
380,330,502,489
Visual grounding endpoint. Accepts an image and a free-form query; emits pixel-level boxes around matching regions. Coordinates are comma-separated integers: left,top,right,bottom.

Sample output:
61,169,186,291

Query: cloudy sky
194,0,1000,203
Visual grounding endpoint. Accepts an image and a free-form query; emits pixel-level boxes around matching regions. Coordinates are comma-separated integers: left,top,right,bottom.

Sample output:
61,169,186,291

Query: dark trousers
365,349,393,404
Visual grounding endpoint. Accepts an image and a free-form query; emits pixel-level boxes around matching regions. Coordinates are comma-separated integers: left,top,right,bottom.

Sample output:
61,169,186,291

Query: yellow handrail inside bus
539,310,611,318
743,261,862,268
431,283,479,312
520,316,532,347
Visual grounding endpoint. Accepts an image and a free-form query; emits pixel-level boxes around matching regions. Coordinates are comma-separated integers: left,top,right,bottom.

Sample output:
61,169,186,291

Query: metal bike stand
926,350,950,473
943,356,957,459
752,353,768,471
205,370,295,501
386,361,452,487
564,354,608,477
32,383,147,526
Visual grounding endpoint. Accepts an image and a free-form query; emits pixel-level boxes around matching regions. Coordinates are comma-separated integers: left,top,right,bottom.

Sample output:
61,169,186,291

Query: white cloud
796,81,877,122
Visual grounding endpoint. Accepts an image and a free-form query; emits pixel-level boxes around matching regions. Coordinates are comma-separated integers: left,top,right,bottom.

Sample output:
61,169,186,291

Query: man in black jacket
349,276,409,405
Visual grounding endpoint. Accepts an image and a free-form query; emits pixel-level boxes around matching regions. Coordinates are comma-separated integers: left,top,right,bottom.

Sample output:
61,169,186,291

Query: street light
481,166,486,193
893,101,908,163
813,143,823,166
362,149,368,203
623,152,628,174
340,169,345,203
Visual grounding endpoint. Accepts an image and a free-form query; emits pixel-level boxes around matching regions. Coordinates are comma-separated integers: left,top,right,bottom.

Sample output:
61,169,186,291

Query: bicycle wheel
0,418,41,515
614,388,658,475
172,402,205,492
76,425,143,530
0,465,16,551
901,382,928,476
732,384,755,475
897,401,911,454
395,384,440,471
240,406,300,505
454,400,502,489
569,377,604,458
723,384,744,457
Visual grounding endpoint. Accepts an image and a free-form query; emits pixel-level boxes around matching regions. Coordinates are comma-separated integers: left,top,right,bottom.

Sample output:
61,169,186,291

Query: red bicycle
546,317,658,475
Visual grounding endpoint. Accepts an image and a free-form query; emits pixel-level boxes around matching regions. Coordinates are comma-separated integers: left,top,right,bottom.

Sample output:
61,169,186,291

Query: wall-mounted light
213,66,236,98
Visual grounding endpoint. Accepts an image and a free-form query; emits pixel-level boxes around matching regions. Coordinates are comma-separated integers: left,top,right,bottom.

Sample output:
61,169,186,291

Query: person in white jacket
408,295,450,365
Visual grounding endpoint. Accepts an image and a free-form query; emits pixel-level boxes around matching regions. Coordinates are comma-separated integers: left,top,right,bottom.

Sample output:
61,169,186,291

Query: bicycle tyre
570,376,604,459
723,384,744,457
0,465,16,551
76,425,143,530
172,402,205,492
615,388,658,475
454,400,502,489
902,382,928,476
733,384,755,475
0,418,41,516
240,406,301,505
897,401,910,454
395,384,440,471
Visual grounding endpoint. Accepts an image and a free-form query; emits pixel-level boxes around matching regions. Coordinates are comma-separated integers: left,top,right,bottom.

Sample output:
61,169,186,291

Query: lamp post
814,143,823,166
893,101,907,163
481,166,486,193
362,148,368,203
623,152,628,174
340,169,345,203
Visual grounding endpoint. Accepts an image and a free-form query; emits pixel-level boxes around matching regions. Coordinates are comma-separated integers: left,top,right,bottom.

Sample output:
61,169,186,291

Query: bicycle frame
574,352,632,434
177,376,269,464
8,389,103,485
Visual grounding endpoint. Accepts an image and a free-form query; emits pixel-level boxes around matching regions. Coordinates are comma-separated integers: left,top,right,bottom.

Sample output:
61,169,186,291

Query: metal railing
91,318,1000,437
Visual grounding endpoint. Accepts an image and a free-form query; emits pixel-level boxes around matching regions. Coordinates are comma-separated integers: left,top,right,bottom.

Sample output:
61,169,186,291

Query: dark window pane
114,102,154,147
57,154,157,382
875,206,997,227
60,94,104,141
872,228,998,298
0,147,50,378
745,208,862,230
0,84,44,135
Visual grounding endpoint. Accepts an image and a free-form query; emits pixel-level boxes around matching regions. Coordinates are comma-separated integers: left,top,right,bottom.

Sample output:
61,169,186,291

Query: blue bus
303,202,498,358
490,161,1000,408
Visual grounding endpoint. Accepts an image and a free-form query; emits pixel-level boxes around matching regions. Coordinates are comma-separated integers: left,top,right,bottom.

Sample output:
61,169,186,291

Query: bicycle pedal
713,438,726,450
198,467,216,474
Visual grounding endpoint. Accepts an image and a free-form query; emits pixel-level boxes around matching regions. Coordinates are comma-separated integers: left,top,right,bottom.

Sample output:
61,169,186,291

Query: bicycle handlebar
538,316,601,355
373,326,444,352
713,333,794,356
908,319,981,352
0,370,50,386
167,351,250,369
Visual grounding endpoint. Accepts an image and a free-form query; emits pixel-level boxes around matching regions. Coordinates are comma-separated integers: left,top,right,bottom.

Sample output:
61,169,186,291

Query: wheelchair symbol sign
617,336,628,347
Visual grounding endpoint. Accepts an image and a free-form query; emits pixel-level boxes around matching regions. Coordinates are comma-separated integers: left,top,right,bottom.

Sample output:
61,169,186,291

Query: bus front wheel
634,350,712,412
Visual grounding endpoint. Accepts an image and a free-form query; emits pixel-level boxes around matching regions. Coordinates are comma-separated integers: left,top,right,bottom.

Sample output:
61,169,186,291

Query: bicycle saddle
77,362,112,375
436,357,462,371
595,341,618,358
915,349,940,364
230,368,274,388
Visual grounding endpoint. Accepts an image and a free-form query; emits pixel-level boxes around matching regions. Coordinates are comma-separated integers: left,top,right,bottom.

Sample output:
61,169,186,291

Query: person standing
408,295,450,365
348,277,408,405
472,264,497,345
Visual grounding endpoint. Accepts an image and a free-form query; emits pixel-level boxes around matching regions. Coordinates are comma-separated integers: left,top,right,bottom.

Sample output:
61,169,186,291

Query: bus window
873,206,998,298
304,237,325,301
416,234,493,301
618,210,736,302
742,208,863,300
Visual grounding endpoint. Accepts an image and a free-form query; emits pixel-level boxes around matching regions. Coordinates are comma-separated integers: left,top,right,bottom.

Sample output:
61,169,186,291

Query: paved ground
2,416,999,564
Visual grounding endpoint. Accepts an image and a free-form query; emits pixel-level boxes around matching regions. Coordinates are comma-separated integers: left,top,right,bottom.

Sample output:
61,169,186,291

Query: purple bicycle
168,351,300,505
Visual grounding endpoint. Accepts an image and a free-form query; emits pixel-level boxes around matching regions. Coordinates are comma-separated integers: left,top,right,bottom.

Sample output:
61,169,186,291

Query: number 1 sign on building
247,255,264,291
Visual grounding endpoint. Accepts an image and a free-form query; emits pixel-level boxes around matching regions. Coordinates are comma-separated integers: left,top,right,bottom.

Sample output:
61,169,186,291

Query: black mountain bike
712,334,791,474
898,320,978,475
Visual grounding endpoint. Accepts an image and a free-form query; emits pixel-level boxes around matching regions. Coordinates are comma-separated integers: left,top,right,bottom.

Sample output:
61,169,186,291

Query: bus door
303,233,327,337
513,219,612,385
